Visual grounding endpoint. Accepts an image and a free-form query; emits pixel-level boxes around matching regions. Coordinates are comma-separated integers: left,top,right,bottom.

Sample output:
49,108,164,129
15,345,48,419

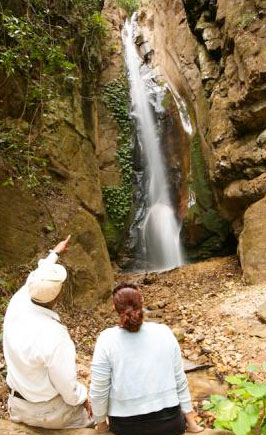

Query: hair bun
113,285,144,332
120,307,143,332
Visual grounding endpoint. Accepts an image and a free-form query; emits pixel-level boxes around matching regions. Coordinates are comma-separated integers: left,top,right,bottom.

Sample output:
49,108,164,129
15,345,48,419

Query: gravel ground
1,254,266,427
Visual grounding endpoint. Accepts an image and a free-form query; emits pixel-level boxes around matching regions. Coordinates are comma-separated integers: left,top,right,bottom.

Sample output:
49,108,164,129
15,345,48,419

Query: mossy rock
102,219,124,260
182,133,230,260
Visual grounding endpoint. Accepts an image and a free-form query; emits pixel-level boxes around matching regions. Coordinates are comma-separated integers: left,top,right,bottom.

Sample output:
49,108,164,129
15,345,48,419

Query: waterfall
122,18,184,272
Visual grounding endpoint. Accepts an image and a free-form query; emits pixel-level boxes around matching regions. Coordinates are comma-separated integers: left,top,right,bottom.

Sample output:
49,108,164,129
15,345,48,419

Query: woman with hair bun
89,283,203,434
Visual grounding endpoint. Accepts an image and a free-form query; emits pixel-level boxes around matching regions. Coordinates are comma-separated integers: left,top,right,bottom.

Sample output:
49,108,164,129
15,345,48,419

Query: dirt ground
1,254,266,426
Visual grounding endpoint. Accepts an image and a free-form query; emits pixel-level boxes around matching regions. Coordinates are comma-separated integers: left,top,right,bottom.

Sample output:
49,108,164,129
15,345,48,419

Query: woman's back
91,321,191,418
102,322,177,401
90,284,202,434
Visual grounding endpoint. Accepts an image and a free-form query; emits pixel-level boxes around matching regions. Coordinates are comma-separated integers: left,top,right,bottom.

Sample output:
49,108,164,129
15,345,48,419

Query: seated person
90,283,203,435
3,236,92,429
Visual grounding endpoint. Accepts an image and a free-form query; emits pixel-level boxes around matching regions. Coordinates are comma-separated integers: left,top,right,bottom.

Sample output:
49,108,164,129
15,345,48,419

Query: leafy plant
0,13,75,77
0,0,108,110
118,0,140,16
102,74,133,232
0,124,51,189
0,0,108,190
203,372,266,434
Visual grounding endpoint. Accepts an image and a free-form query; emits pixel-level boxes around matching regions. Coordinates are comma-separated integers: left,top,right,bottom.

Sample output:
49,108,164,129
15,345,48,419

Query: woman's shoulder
144,321,173,335
98,325,120,340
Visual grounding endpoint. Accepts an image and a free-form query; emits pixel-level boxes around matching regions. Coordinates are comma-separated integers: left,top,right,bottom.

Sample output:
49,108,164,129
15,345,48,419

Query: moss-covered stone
102,219,124,260
181,133,230,260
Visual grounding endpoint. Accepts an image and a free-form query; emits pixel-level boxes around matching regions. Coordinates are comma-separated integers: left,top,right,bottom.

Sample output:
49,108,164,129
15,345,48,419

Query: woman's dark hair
112,283,143,332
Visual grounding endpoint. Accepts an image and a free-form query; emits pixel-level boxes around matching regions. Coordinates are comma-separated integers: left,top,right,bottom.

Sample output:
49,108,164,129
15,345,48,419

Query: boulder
172,326,186,342
257,301,266,323
239,196,266,284
0,419,231,434
0,185,113,306
202,26,221,52
63,208,114,306
223,173,266,214
0,420,110,434
0,83,114,305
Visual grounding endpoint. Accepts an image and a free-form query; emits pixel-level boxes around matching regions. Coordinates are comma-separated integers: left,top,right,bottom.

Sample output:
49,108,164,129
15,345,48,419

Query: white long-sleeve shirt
90,322,193,423
3,252,87,406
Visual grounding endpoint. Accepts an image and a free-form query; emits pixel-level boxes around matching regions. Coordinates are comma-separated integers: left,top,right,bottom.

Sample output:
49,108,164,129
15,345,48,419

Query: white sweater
90,322,193,423
3,252,87,406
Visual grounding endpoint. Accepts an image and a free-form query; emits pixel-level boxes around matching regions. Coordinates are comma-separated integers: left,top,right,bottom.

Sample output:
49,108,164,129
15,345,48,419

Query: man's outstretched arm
37,235,71,267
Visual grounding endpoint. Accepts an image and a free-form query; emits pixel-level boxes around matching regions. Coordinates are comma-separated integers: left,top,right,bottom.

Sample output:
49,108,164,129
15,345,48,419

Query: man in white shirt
3,236,93,429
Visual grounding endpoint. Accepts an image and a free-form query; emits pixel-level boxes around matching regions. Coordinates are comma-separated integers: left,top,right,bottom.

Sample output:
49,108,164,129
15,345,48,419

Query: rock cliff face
0,1,128,305
0,89,114,306
138,0,266,276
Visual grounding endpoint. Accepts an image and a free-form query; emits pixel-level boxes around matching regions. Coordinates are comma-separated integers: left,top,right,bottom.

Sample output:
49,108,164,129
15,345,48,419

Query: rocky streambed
1,254,266,430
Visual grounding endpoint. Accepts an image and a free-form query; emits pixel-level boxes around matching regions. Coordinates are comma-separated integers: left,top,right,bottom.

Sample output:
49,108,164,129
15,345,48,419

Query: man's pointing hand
53,235,71,254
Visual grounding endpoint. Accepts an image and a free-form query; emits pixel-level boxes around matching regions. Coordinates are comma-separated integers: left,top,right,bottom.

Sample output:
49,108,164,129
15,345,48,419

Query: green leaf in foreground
231,410,252,435
244,403,259,427
203,394,226,411
246,383,266,398
225,374,247,385
208,375,265,434
216,400,240,422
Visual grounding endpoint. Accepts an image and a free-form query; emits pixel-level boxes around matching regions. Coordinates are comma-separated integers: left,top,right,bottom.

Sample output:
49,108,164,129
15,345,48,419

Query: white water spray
123,18,183,271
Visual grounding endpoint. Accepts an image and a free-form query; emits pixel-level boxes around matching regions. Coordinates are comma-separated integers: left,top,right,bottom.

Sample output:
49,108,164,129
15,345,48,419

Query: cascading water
122,18,183,272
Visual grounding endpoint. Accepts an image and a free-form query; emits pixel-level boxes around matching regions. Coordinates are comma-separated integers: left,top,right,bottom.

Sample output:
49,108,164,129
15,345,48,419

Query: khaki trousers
8,393,94,429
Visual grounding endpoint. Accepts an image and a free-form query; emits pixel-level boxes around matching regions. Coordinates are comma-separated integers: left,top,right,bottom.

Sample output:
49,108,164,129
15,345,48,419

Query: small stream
123,17,184,272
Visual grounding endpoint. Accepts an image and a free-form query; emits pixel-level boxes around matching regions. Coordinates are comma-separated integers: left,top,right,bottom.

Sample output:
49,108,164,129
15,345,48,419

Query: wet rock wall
138,0,266,276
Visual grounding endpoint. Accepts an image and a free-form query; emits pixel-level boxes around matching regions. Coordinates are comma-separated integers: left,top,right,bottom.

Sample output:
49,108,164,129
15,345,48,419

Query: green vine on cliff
102,74,133,231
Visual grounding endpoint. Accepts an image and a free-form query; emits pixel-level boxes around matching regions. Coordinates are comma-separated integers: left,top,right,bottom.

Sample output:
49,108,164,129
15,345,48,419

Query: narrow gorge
1,0,266,300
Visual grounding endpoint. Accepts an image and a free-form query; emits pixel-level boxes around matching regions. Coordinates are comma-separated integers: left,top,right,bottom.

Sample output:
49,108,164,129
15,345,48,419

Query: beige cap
28,264,67,303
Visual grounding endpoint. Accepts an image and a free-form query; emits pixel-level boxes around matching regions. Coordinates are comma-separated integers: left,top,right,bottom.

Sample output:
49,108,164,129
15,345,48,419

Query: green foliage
118,0,140,16
0,13,75,77
0,125,50,189
237,10,257,29
102,75,133,232
0,0,108,105
2,177,14,187
103,185,132,230
0,0,108,190
204,371,266,435
45,224,55,233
